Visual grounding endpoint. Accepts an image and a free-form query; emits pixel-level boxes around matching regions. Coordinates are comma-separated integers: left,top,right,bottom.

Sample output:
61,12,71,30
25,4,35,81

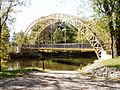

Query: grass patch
83,56,120,73
0,68,44,78
100,57,120,68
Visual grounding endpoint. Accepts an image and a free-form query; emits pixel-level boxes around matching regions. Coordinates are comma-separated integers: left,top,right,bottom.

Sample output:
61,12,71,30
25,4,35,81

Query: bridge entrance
20,14,111,60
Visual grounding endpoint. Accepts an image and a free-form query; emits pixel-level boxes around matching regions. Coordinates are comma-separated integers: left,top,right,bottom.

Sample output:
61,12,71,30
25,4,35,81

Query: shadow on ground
0,71,120,90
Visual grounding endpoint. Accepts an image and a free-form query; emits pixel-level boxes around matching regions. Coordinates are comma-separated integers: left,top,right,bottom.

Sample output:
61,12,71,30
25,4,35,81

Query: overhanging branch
1,2,17,26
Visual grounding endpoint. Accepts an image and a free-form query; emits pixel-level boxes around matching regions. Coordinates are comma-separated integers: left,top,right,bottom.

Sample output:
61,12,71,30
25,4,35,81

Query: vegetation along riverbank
82,57,120,79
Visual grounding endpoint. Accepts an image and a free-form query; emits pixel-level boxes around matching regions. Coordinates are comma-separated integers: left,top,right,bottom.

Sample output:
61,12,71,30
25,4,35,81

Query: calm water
7,57,96,71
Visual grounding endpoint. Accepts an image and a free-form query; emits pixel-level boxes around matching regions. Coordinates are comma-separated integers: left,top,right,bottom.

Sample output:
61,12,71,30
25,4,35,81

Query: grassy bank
0,68,44,78
83,56,120,73
99,57,120,68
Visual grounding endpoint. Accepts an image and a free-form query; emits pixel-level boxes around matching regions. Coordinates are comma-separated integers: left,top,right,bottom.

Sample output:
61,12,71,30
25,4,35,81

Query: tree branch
1,2,17,26
97,2,106,13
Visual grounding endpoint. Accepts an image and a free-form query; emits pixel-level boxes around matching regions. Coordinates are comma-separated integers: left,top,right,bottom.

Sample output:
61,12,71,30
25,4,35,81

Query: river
7,57,96,71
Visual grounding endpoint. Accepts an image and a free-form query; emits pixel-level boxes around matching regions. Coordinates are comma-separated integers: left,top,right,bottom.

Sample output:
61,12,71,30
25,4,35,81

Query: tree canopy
0,0,30,71
93,0,120,57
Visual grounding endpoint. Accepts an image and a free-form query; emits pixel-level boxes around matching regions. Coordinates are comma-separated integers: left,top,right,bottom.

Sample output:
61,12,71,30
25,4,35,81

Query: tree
14,31,24,45
93,18,111,50
0,0,29,71
1,24,10,70
53,28,63,43
65,24,77,43
93,0,120,57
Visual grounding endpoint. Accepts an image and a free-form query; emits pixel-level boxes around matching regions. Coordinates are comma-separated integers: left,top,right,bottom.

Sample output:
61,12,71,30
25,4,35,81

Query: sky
12,0,93,33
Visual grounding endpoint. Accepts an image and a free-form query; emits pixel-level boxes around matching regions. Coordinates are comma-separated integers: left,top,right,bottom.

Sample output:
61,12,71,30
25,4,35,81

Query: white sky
12,0,93,33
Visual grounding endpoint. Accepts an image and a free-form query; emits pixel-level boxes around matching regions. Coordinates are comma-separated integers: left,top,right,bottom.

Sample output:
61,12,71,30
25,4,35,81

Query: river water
7,57,96,71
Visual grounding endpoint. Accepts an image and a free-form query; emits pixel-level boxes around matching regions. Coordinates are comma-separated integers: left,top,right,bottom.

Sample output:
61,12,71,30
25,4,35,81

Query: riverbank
82,56,120,79
0,57,120,89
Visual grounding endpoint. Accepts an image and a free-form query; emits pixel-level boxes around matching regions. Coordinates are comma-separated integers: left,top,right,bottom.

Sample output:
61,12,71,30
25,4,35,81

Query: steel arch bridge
22,14,105,59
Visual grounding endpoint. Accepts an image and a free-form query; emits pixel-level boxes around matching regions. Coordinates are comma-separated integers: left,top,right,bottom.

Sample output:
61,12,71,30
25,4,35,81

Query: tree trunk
0,4,2,71
0,19,1,71
109,21,114,58
114,13,120,56
114,14,120,56
114,32,120,56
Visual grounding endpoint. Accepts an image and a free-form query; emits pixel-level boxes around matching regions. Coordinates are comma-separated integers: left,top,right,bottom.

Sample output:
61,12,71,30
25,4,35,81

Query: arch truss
23,14,104,59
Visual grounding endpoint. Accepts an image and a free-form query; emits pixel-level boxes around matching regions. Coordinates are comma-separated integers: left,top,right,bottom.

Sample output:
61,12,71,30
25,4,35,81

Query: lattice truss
23,14,104,59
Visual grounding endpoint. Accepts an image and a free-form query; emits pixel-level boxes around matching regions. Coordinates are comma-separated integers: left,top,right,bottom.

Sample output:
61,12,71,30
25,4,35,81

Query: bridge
20,43,95,52
19,14,111,60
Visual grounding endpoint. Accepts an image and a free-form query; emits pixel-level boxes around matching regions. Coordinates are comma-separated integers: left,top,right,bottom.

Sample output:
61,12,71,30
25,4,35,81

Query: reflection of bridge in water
21,43,95,52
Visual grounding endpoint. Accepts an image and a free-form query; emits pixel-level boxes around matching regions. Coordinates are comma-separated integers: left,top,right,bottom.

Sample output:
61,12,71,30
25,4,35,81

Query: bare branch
1,1,18,26
1,2,12,26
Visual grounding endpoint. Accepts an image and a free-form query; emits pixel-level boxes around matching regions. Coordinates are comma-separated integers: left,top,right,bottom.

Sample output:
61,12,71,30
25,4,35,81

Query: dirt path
0,71,120,90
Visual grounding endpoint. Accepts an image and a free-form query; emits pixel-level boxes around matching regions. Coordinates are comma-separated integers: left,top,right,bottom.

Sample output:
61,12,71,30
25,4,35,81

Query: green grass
0,68,44,78
100,56,120,68
83,56,120,72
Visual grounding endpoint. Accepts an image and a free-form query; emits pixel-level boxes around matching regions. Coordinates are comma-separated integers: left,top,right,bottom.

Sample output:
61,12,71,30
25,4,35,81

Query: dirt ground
0,71,120,90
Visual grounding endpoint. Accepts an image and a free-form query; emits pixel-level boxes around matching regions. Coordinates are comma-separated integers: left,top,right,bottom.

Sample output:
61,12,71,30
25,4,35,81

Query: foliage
0,0,30,71
76,30,88,43
53,22,79,43
93,0,120,16
65,24,77,43
9,31,25,53
25,20,52,44
53,28,63,43
14,31,24,45
93,17,111,49
29,21,79,44
1,24,10,70
26,17,97,45
93,0,120,56
1,0,29,26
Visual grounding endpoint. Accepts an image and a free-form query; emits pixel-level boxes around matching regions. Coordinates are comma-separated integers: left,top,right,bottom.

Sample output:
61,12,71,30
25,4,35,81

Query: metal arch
23,14,104,59
24,14,84,36
24,14,86,42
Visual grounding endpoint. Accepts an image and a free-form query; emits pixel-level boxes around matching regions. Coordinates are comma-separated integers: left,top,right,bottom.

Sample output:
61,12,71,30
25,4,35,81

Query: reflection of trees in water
52,59,81,66
7,57,94,70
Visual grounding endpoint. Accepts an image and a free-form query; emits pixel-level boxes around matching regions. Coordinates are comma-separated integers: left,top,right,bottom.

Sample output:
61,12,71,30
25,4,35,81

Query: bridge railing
21,43,92,49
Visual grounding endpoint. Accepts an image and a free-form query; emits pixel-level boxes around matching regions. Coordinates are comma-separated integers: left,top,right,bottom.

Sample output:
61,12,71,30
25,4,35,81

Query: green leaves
14,31,24,45
53,28,63,43
93,0,120,56
0,24,10,70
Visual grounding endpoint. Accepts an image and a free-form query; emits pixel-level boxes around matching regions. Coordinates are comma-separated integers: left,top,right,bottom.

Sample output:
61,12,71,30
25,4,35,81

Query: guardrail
21,43,92,49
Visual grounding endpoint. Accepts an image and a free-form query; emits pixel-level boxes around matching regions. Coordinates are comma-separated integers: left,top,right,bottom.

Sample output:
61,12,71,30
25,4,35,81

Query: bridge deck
21,47,95,52
40,48,95,52
21,43,95,52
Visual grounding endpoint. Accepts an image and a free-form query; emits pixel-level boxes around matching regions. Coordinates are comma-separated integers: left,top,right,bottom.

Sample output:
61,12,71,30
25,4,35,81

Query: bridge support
101,50,112,60
16,46,20,53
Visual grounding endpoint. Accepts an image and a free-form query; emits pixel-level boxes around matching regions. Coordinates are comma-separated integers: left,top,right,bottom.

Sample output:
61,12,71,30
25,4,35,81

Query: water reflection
7,57,96,71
